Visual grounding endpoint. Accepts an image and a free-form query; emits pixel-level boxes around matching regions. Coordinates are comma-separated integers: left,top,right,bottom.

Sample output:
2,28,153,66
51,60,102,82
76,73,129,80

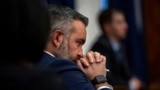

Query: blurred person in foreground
91,8,143,90
35,5,113,90
0,0,63,90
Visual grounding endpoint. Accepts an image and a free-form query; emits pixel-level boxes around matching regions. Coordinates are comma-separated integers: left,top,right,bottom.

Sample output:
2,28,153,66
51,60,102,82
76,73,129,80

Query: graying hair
48,5,88,37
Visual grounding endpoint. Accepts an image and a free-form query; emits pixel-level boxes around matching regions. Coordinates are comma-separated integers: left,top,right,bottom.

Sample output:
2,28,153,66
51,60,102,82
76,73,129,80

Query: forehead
112,12,125,21
71,20,86,36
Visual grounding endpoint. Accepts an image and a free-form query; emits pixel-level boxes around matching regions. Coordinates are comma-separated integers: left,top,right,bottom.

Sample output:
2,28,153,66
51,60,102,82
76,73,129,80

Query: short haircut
98,8,123,32
48,5,88,37
1,0,50,64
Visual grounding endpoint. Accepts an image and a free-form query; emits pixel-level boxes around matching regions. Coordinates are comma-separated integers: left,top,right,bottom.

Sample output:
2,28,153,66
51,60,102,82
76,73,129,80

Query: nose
77,48,83,58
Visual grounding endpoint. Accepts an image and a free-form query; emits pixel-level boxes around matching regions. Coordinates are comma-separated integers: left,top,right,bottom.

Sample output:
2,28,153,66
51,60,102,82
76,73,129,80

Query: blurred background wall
75,0,102,54
43,0,160,89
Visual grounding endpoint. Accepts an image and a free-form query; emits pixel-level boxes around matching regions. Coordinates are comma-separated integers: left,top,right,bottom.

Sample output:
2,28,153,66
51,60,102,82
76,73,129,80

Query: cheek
68,41,79,60
117,27,127,37
68,39,78,53
114,24,125,33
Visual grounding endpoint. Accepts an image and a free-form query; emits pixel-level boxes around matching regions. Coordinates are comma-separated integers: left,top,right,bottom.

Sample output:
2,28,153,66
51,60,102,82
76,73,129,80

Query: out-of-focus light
100,0,109,10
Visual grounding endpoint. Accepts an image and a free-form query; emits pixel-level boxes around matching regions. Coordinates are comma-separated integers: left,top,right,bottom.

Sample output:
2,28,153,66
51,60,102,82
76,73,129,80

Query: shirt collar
109,39,120,53
44,51,55,57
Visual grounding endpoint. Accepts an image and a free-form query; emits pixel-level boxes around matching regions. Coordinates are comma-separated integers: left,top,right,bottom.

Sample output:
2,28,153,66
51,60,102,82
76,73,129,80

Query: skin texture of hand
129,77,143,90
87,51,104,63
76,51,107,80
77,51,105,67
76,51,113,90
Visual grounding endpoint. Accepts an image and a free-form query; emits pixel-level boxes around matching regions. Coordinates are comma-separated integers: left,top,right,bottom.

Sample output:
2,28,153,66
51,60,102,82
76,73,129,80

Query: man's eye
77,41,82,46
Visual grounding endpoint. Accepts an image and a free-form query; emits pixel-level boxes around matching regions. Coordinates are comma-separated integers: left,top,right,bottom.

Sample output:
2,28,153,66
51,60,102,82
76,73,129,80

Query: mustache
74,56,82,63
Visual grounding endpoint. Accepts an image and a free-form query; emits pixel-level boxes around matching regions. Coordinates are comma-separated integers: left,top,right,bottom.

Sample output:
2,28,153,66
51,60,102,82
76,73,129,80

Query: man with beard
35,5,113,90
0,0,64,90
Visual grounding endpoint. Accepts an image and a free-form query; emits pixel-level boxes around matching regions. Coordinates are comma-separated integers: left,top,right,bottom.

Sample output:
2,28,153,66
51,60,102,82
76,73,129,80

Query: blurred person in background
91,8,143,90
0,0,63,90
35,5,113,90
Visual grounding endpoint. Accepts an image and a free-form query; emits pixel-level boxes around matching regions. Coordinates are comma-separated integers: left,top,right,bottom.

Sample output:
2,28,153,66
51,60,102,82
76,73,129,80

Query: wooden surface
142,0,160,82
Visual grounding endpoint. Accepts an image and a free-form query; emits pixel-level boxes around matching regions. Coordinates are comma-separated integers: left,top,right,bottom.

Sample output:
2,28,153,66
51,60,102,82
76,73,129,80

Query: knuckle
86,52,91,57
100,55,104,60
95,51,100,55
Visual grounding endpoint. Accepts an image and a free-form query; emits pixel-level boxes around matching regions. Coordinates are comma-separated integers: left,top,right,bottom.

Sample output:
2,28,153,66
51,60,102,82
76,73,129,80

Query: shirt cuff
97,85,113,90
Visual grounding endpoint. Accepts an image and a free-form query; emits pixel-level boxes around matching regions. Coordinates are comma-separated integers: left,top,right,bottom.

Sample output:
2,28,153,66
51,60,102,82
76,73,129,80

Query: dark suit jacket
91,35,131,86
0,64,64,90
35,52,112,90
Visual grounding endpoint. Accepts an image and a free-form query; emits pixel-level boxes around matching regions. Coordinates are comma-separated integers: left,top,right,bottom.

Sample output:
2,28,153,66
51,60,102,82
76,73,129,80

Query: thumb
76,60,84,72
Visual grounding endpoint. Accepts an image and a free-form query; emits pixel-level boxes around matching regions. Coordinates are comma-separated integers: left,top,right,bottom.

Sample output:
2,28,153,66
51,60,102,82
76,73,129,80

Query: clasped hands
76,51,107,81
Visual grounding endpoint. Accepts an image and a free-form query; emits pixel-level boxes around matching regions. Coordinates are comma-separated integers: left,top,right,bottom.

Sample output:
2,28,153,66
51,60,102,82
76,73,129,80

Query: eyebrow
78,39,85,45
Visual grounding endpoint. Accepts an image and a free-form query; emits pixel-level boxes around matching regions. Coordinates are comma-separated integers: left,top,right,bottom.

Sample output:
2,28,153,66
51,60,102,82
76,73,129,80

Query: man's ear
51,30,64,48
